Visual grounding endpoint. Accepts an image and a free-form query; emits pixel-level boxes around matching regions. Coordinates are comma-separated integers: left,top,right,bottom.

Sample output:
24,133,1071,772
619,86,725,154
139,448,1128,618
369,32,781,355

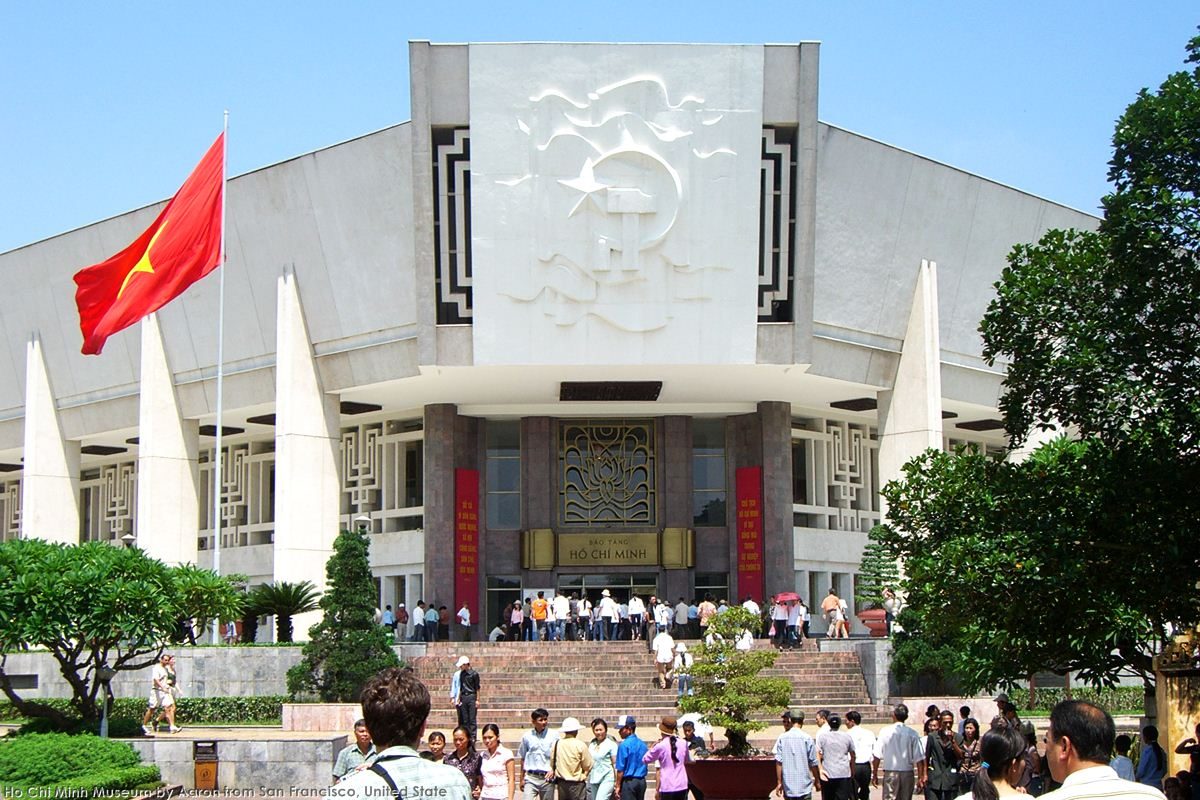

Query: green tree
879,440,1166,689
878,31,1200,693
678,606,791,755
287,528,400,700
0,539,244,728
252,581,320,643
854,525,900,610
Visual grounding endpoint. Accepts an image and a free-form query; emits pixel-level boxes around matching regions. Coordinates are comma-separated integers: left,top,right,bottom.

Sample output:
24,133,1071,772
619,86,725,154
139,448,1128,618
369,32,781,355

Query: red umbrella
773,591,800,603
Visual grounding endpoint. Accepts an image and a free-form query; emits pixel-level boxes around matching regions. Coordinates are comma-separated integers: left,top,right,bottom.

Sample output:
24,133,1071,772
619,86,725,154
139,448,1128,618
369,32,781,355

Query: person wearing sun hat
550,717,593,800
599,589,618,641
642,716,689,800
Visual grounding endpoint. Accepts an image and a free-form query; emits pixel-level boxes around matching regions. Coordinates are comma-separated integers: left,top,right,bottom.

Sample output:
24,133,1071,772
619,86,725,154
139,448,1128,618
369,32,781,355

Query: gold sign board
558,533,659,566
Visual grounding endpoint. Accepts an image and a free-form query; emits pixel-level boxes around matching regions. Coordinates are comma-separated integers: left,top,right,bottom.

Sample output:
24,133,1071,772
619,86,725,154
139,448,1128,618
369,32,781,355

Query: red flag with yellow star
74,133,224,355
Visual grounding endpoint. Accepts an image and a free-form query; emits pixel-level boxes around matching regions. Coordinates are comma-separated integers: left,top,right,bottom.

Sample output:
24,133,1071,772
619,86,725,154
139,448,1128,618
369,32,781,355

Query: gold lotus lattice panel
559,419,656,527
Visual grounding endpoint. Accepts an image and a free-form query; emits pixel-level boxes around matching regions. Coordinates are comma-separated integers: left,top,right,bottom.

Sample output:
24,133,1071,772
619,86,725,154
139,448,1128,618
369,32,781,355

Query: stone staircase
411,639,891,734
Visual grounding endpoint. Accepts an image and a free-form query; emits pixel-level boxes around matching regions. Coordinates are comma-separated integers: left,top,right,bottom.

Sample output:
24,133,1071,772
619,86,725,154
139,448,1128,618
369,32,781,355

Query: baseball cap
616,715,636,729
455,656,470,667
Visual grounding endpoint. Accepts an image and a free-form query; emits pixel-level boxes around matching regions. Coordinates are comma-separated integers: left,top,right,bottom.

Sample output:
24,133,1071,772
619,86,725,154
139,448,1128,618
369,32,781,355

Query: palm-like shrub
287,528,400,700
678,605,792,756
251,581,320,643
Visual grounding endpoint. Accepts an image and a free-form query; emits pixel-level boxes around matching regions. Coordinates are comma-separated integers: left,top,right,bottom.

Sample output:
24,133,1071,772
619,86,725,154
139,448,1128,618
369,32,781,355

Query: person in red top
531,592,550,641
397,603,410,639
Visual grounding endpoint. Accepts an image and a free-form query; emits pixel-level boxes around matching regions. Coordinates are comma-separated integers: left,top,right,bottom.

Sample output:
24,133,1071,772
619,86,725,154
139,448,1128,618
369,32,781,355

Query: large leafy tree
287,528,400,701
985,35,1200,453
0,539,244,727
881,32,1200,691
880,440,1170,689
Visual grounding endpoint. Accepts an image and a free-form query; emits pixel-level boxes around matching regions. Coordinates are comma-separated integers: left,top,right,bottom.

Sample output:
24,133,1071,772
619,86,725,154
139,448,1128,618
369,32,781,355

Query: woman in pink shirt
479,724,515,800
642,716,689,800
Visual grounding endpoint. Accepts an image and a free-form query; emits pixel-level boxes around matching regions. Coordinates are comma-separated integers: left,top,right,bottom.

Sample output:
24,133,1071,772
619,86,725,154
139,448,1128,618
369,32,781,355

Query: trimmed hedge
1009,686,1146,715
0,732,158,790
0,695,286,727
54,765,162,791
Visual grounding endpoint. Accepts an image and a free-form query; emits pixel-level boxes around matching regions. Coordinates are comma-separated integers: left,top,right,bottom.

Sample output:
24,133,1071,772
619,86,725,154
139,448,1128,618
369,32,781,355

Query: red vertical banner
735,466,764,602
454,469,480,624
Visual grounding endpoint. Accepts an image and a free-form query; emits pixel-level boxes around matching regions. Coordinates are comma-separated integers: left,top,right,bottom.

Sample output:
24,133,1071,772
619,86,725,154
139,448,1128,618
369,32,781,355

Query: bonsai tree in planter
855,525,901,635
678,605,792,756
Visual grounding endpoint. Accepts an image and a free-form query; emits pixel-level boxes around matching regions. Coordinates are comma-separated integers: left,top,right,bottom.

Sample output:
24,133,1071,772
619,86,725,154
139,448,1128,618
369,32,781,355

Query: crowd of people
331,666,1184,800
779,698,1176,800
377,589,868,646
330,667,712,800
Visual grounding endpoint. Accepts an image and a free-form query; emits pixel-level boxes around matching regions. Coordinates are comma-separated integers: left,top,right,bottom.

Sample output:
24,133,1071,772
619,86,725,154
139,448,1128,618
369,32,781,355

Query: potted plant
855,525,901,637
680,606,792,799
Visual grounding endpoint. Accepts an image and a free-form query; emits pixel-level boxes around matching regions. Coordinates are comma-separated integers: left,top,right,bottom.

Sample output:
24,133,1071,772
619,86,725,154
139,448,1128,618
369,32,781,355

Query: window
694,573,729,605
340,419,424,533
486,421,521,529
693,419,726,527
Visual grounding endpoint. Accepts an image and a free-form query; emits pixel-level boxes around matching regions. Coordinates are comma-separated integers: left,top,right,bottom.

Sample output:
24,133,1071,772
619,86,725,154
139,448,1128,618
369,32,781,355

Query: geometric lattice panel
433,127,472,324
759,127,797,322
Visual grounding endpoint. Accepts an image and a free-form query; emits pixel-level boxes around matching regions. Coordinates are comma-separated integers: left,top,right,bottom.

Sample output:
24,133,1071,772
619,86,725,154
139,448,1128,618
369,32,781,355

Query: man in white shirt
845,711,875,800
742,595,761,636
551,592,571,642
1041,700,1165,800
599,590,618,641
456,603,471,641
871,704,926,800
628,594,646,640
651,628,675,688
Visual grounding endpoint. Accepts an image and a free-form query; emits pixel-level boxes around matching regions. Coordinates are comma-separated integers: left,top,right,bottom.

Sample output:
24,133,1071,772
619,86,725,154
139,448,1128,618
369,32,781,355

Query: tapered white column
877,259,944,515
136,314,200,564
274,268,340,636
20,335,80,543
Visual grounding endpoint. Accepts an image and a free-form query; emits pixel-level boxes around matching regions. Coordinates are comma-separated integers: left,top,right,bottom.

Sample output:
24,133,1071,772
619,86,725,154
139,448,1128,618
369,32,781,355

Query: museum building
0,42,1097,637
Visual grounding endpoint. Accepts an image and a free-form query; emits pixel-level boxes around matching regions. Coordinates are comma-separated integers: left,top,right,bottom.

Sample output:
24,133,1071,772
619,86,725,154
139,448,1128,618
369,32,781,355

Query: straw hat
658,715,678,736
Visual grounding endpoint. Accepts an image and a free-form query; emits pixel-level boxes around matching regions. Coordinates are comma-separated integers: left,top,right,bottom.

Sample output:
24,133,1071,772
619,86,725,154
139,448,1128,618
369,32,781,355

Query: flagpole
211,111,228,644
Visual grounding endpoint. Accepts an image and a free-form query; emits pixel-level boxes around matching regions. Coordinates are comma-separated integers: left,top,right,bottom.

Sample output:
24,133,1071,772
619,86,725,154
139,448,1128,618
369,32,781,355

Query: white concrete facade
0,41,1098,638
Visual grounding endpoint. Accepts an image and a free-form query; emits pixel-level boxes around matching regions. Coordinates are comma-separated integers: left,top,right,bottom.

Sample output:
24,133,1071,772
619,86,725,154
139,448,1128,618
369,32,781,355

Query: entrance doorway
558,573,660,605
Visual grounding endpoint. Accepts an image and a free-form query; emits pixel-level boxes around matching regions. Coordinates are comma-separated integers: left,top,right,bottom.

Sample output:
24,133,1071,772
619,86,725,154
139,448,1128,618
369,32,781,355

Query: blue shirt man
517,708,559,800
614,715,648,800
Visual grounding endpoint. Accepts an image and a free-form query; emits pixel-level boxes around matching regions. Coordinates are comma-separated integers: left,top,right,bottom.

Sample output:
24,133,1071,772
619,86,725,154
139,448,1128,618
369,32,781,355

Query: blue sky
1,2,1195,255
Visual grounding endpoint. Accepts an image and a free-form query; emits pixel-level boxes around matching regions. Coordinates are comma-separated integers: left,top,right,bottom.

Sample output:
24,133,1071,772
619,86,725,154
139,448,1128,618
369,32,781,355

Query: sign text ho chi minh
559,533,658,566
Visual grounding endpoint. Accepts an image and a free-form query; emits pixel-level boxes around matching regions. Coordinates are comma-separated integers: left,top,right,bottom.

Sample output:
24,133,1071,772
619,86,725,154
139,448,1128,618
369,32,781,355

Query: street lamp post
96,664,116,738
